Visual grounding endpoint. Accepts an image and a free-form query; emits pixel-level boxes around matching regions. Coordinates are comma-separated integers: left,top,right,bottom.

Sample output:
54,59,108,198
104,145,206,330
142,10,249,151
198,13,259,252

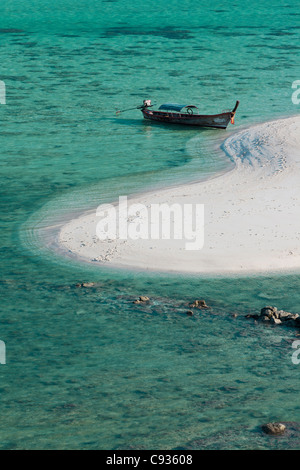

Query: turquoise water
1,0,300,449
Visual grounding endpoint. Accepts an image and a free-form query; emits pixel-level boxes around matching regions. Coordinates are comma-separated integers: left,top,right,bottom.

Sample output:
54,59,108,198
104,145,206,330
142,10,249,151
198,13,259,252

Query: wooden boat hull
142,109,232,128
141,101,239,129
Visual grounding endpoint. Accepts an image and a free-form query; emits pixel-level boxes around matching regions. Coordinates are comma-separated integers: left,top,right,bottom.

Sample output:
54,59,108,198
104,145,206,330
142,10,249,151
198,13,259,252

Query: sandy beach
58,116,300,274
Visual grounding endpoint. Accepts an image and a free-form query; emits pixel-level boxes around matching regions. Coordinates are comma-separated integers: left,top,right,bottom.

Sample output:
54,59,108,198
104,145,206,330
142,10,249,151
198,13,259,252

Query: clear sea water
1,0,300,449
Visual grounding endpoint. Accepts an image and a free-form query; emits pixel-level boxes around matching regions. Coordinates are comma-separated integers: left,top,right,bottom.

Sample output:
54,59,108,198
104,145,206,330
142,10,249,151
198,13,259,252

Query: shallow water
0,0,300,449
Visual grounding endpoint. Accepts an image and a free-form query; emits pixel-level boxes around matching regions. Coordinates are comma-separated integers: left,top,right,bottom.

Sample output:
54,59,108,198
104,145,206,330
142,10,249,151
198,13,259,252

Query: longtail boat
139,99,240,129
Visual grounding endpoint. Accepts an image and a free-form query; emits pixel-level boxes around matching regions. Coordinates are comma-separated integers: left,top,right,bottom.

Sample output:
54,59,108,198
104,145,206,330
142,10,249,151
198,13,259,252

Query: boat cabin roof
158,103,198,112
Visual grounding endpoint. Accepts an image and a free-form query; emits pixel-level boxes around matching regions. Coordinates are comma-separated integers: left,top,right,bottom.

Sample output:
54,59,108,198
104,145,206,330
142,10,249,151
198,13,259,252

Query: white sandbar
58,116,300,274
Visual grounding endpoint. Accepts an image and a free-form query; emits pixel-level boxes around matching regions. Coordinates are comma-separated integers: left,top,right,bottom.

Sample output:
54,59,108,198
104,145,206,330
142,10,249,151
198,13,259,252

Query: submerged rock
82,282,95,288
261,316,271,322
246,313,259,319
133,296,150,304
271,317,282,325
262,422,286,435
278,311,299,321
186,310,194,316
261,306,278,319
75,282,95,288
189,299,209,309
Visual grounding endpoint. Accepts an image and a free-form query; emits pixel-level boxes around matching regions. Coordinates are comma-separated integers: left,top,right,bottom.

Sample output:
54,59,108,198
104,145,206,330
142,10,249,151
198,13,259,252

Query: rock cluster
189,299,209,309
133,296,150,304
262,422,286,435
185,300,209,316
247,306,300,327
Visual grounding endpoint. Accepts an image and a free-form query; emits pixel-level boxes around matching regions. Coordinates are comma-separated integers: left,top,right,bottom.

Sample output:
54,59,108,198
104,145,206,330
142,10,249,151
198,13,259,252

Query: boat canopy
158,103,198,112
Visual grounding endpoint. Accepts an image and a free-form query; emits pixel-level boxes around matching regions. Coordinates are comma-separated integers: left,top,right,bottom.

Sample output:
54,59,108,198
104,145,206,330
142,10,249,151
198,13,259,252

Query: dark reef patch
102,26,194,40
0,29,25,34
